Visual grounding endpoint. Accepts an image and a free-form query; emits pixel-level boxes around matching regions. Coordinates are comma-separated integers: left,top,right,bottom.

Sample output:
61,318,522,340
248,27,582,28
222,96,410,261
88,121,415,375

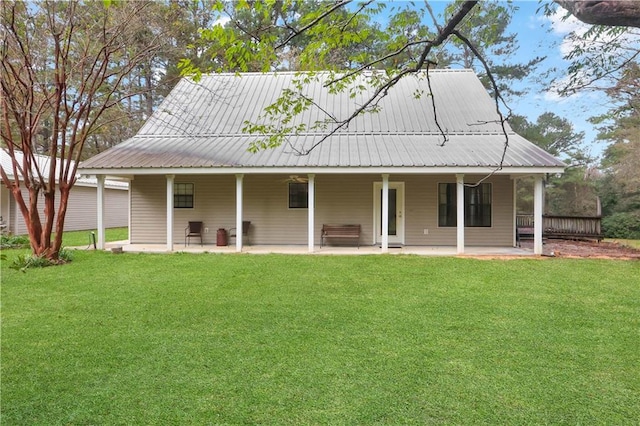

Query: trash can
216,228,228,246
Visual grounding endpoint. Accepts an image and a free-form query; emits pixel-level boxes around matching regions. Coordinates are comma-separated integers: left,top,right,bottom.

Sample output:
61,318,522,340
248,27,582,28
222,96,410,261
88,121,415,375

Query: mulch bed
520,239,640,260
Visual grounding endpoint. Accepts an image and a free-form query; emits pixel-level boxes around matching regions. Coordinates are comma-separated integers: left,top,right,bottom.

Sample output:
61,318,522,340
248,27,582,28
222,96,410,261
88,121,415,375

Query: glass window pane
438,183,456,227
438,182,491,227
289,182,308,208
174,183,194,209
380,189,397,235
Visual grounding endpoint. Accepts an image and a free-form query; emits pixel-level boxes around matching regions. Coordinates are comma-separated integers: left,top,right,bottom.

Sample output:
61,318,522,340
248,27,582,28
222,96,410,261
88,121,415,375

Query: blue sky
503,1,611,159
214,1,629,159
375,1,621,159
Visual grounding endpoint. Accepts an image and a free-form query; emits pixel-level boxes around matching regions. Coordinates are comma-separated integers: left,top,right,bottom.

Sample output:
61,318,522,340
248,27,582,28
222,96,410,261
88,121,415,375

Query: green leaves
177,1,537,154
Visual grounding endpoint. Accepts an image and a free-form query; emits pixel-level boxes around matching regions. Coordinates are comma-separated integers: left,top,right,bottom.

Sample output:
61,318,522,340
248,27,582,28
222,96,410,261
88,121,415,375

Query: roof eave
78,165,566,177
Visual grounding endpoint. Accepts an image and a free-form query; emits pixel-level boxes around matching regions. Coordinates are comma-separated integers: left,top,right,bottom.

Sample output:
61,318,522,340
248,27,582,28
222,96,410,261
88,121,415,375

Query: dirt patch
520,239,640,260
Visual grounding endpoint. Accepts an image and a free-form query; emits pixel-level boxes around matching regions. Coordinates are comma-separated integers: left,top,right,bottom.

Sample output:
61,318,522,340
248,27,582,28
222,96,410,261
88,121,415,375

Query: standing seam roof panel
79,71,565,171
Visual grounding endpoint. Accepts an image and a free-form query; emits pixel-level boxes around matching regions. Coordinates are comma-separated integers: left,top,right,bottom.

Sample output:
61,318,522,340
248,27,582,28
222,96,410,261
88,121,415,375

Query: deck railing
516,214,603,241
516,215,535,228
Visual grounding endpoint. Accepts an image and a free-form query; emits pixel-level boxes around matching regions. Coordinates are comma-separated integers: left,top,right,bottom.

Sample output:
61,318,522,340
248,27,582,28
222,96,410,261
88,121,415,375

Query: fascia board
78,166,565,176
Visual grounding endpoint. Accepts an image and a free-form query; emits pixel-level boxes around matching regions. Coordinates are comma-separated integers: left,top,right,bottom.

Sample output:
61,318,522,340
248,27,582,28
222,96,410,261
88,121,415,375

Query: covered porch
92,171,548,256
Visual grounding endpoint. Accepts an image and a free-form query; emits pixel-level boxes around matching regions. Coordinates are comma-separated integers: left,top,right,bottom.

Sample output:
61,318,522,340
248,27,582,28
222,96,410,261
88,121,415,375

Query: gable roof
79,70,565,174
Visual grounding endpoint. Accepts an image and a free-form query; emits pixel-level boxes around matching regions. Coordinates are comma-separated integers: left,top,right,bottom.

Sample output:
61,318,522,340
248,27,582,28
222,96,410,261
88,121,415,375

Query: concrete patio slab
101,241,534,257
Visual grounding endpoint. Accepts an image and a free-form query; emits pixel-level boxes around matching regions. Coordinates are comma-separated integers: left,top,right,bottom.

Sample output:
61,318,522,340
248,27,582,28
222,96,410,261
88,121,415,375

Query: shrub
8,248,72,273
10,254,52,272
0,234,30,249
58,247,73,263
602,212,640,239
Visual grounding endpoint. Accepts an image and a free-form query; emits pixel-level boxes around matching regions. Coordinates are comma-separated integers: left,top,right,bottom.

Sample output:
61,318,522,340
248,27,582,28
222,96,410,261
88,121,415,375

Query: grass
57,227,128,248
1,252,639,424
0,227,127,250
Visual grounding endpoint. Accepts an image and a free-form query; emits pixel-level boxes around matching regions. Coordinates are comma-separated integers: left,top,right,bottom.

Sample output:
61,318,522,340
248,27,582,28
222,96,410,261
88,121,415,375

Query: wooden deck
516,215,603,242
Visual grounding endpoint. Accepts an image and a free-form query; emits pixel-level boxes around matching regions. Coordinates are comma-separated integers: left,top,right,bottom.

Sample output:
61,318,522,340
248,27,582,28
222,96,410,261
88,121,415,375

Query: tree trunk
51,184,71,260
41,188,56,256
10,185,44,254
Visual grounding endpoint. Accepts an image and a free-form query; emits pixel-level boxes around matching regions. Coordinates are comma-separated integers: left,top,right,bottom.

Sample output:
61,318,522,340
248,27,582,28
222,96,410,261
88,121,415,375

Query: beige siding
64,186,128,230
244,175,308,245
130,173,515,247
0,187,11,233
104,189,129,228
7,185,128,235
131,175,168,244
131,175,236,244
315,175,375,244
245,174,375,245
401,174,514,246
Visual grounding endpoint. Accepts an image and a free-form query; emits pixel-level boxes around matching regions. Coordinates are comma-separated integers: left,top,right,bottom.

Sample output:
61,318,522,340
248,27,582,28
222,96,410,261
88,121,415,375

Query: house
0,150,128,235
78,70,564,254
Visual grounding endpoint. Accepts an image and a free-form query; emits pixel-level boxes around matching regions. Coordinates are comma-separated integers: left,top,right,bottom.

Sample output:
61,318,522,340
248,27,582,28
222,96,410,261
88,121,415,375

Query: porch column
381,174,389,253
96,175,105,250
513,178,517,247
308,174,315,253
166,174,175,251
534,175,544,255
456,174,465,254
235,174,244,252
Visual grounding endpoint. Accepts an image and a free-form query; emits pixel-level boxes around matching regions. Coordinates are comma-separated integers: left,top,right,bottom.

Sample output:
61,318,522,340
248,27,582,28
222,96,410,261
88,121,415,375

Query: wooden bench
321,224,361,248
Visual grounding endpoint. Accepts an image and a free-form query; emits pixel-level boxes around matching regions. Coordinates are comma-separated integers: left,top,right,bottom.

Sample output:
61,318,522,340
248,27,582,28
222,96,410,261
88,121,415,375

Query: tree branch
452,29,512,174
555,0,640,28
275,0,353,50
274,1,479,155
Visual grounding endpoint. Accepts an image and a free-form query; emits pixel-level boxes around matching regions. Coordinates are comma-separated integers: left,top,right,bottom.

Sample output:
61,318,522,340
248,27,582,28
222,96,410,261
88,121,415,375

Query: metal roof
1,150,128,189
79,70,565,172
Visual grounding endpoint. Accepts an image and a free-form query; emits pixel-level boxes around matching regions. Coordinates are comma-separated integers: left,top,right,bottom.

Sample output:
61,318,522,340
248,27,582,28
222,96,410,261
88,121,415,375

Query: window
174,183,194,208
288,182,308,208
438,183,491,227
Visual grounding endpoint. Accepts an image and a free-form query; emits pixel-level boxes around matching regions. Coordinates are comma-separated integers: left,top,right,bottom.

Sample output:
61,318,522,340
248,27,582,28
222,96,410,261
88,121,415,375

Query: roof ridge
134,130,516,138
197,69,474,78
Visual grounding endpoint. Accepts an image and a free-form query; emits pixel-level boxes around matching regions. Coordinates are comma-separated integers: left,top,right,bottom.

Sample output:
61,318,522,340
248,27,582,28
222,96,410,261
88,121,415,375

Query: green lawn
1,251,638,424
58,227,128,248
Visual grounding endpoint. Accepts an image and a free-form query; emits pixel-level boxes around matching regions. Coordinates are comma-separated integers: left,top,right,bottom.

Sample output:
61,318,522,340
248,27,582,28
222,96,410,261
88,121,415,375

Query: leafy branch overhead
180,0,640,159
187,1,517,157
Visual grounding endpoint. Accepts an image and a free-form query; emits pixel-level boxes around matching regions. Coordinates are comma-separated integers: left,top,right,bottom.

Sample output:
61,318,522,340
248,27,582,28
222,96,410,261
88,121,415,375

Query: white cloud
546,7,594,56
547,6,640,57
547,7,590,37
214,16,231,28
543,75,582,102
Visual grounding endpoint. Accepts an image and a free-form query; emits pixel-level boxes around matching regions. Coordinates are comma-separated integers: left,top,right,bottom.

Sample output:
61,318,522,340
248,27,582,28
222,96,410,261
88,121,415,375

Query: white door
373,182,405,245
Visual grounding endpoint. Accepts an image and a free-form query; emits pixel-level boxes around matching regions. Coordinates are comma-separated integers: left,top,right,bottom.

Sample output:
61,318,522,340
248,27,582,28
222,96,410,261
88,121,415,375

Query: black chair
185,221,203,246
229,221,251,245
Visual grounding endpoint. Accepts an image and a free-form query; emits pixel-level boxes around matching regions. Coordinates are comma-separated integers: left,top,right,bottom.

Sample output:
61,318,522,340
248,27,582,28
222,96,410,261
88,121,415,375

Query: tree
180,0,640,156
0,1,162,260
509,113,598,216
591,62,640,237
438,2,543,98
540,2,640,97
509,113,588,163
180,1,514,154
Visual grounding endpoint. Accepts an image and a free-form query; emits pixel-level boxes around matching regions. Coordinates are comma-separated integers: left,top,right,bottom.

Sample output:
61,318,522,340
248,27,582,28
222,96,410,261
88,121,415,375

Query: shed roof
79,70,565,173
